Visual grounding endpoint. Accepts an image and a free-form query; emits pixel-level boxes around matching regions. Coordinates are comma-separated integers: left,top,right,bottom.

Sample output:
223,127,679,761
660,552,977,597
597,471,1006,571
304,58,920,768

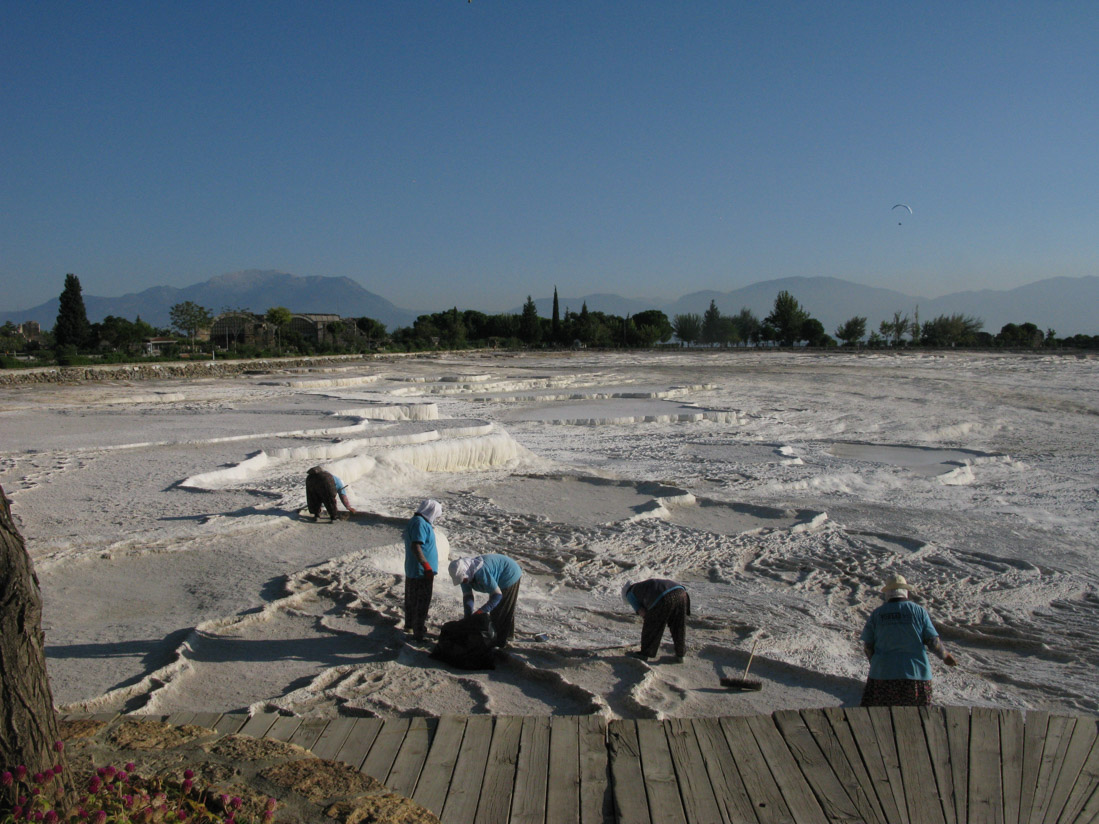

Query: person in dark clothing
622,578,691,662
305,466,356,521
403,499,441,642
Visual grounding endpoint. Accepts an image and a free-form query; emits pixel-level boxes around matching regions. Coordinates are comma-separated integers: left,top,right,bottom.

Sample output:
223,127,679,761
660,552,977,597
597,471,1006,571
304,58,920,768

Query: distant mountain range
4,270,1097,336
1,270,418,332
528,275,1099,337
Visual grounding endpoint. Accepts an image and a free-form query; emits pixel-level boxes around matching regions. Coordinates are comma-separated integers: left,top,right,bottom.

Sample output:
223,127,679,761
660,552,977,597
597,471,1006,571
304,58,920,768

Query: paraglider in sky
893,203,912,225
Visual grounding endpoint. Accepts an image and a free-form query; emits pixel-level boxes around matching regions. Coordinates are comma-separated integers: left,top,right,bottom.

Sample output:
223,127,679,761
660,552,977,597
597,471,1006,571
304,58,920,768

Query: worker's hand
943,652,957,667
347,508,358,516
638,608,647,618
423,564,435,577
473,608,485,615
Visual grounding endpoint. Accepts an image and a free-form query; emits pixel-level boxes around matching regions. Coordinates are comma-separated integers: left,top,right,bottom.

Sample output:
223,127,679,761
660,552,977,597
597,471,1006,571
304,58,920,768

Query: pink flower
15,766,28,781
230,796,242,810
53,741,64,753
181,779,193,793
52,765,63,776
33,773,45,785
178,810,188,820
125,762,136,773
263,812,274,823
265,798,277,812
88,777,102,794
33,813,43,822
183,769,193,780
12,807,23,820
44,811,58,824
2,771,13,787
93,811,107,824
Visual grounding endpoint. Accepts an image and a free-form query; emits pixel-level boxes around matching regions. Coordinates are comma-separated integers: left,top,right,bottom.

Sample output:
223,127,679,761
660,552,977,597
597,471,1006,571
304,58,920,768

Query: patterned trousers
489,581,521,647
640,589,690,658
404,576,435,641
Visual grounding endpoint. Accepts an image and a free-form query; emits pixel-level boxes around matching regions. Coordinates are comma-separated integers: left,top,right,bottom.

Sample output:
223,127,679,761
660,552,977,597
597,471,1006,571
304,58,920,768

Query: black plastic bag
429,612,497,670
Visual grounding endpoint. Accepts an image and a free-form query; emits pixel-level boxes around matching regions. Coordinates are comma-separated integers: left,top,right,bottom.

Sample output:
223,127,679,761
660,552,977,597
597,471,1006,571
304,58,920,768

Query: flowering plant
2,742,275,824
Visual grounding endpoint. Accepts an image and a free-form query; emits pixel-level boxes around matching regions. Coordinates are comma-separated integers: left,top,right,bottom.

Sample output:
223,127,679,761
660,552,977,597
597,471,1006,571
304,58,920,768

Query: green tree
54,273,91,350
551,287,561,345
835,316,867,346
355,316,387,341
265,306,292,352
880,311,910,347
801,318,832,347
519,296,542,345
170,301,213,352
632,309,673,346
920,313,983,347
765,290,809,346
701,300,724,346
672,313,702,346
731,307,761,345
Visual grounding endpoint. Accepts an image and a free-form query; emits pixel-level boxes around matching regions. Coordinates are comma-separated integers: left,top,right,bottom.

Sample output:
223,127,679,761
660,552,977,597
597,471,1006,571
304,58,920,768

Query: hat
882,574,912,594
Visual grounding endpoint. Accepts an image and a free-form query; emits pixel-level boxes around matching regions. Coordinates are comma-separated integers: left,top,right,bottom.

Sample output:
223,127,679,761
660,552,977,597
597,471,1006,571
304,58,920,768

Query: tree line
2,275,1097,367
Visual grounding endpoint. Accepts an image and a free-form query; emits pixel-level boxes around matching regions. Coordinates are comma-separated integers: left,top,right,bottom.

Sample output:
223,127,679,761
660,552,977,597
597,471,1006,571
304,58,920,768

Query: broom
721,635,763,691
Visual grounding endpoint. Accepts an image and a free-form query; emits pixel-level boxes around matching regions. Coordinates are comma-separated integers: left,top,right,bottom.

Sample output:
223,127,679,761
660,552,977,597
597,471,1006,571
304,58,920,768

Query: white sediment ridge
2,349,1097,720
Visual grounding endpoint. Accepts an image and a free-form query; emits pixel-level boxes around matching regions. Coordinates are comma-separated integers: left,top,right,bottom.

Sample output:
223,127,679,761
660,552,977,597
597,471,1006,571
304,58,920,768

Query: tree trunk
0,484,70,808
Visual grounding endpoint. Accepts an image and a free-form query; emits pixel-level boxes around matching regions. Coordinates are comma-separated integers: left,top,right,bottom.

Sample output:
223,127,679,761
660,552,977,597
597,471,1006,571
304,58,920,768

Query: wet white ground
2,349,1097,720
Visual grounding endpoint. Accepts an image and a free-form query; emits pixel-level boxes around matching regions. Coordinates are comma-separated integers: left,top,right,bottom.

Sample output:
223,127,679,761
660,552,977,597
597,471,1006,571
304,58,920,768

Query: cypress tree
54,273,91,349
552,287,561,344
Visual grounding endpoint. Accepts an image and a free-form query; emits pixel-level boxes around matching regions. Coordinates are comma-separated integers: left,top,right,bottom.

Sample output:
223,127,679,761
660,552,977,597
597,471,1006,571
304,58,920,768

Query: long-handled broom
721,635,763,691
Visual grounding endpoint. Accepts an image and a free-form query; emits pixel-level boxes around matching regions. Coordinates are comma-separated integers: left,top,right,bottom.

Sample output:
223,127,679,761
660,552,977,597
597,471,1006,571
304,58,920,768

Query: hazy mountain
1,270,417,331
523,276,1099,336
5,271,1097,336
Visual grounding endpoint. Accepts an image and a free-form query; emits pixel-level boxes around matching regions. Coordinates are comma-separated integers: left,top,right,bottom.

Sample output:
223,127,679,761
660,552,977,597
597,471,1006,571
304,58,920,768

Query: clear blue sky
3,1,1097,313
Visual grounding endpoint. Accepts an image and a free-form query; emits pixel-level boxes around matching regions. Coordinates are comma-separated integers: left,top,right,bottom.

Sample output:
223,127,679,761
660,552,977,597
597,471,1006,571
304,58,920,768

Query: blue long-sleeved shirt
461,554,522,614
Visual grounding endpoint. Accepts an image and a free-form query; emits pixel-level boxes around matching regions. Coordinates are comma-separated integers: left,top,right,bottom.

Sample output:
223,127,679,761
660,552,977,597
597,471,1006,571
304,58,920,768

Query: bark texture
0,485,68,806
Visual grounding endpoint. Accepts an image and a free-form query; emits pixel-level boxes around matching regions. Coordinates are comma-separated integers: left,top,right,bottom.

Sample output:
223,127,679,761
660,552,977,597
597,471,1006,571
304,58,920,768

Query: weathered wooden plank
665,717,723,824
1042,716,1098,824
1056,725,1099,824
892,706,947,824
166,712,196,727
334,717,384,771
920,708,957,824
636,718,688,824
441,714,493,824
386,717,435,799
968,707,1003,824
548,715,581,824
361,717,412,782
412,716,467,817
773,709,862,823
865,705,912,824
998,709,1024,824
944,706,972,824
237,711,280,739
310,715,358,762
719,715,795,824
1028,715,1076,824
831,707,900,824
91,712,119,723
691,717,761,824
475,715,523,824
578,714,612,824
1019,711,1050,824
264,715,302,743
814,707,889,824
1077,786,1099,824
747,713,828,824
511,716,551,824
287,717,329,752
608,720,652,824
213,713,248,735
189,712,224,731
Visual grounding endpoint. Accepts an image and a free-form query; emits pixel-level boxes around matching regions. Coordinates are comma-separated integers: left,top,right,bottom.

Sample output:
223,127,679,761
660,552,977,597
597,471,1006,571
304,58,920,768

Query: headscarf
415,499,442,524
449,556,484,586
621,582,634,601
882,573,911,601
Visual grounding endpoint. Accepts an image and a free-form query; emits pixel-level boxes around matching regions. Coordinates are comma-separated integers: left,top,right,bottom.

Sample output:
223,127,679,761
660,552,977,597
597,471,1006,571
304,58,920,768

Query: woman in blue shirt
403,499,441,642
860,574,957,706
448,554,522,648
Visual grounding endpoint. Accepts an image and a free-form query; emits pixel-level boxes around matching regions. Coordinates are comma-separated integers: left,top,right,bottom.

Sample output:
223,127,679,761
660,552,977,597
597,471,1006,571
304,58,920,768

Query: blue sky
3,1,1097,313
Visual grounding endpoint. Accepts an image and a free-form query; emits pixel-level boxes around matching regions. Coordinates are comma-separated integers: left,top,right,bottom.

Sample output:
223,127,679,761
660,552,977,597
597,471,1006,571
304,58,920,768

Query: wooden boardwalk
122,707,1098,823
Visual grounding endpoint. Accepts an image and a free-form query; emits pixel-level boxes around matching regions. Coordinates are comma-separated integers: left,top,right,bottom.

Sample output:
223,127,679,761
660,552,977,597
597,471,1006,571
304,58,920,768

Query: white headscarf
415,499,442,524
449,556,484,586
621,582,634,601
